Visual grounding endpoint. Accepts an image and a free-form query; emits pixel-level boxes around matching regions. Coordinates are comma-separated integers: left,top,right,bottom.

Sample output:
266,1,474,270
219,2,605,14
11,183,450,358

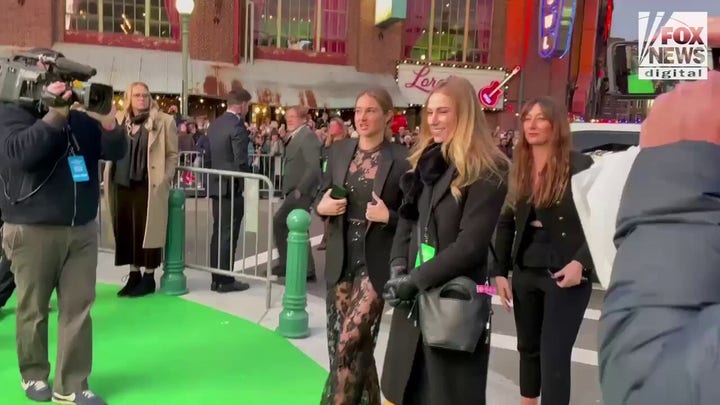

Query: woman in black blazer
317,118,349,250
314,88,409,405
492,96,594,405
381,76,509,405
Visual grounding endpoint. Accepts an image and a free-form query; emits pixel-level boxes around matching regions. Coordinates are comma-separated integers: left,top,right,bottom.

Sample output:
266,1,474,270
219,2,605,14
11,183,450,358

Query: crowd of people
0,48,718,405
0,69,580,405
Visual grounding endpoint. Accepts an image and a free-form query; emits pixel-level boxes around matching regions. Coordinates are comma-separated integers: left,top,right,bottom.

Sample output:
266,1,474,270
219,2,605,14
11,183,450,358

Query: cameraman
0,79,126,405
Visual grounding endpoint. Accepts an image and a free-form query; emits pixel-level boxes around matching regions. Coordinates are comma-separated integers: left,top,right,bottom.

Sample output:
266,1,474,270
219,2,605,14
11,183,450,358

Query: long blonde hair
119,81,159,120
510,97,572,208
408,76,508,199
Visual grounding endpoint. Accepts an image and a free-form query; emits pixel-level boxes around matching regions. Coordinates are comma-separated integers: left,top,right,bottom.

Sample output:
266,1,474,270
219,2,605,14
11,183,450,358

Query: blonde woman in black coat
381,76,509,405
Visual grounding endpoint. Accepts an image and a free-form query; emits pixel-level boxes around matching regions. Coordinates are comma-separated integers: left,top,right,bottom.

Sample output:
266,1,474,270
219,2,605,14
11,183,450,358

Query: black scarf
130,111,150,124
113,112,151,186
398,143,449,221
124,111,149,138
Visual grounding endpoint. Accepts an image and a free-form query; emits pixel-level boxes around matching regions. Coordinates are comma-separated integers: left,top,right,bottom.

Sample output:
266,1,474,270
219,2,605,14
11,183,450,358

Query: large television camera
0,48,113,114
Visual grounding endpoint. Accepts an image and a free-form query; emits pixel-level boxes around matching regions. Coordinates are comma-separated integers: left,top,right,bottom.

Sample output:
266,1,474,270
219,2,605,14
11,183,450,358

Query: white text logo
638,12,708,80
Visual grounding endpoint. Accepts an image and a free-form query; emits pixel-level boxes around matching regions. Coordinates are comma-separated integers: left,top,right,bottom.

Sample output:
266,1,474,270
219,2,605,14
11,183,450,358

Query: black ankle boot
128,273,156,297
117,272,142,297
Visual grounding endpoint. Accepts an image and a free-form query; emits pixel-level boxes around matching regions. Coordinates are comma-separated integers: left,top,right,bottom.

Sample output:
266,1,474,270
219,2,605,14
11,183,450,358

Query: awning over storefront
1,43,407,108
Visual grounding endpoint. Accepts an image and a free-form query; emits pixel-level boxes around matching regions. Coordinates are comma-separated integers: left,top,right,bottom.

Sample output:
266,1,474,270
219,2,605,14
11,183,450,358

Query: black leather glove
383,265,407,307
383,271,419,307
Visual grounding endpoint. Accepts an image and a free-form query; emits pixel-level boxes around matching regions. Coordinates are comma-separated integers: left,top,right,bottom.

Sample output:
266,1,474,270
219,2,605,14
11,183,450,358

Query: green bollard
277,208,311,339
160,188,188,296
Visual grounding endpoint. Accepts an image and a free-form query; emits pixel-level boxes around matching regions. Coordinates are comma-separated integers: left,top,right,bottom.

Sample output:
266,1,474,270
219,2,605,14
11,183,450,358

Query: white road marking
490,333,599,366
489,296,602,320
233,234,323,270
384,296,602,321
379,309,599,367
231,225,607,296
233,228,602,367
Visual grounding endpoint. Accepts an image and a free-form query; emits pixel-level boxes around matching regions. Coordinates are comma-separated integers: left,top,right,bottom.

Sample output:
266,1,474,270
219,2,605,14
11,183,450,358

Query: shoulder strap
418,186,500,277
416,186,433,263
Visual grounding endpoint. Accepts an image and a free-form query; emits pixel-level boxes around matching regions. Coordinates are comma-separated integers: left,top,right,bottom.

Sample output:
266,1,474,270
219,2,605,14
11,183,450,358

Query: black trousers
512,267,591,404
272,192,315,275
210,194,244,285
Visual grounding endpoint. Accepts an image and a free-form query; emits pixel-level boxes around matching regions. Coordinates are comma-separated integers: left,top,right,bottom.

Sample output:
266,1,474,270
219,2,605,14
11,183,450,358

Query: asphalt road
99,194,604,403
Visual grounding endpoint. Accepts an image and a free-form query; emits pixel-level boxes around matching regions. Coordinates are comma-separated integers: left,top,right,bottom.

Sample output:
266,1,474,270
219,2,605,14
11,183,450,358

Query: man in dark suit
207,90,252,293
273,105,321,279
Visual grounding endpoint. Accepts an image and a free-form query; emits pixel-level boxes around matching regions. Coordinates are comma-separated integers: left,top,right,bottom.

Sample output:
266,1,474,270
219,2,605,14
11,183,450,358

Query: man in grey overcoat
273,105,320,280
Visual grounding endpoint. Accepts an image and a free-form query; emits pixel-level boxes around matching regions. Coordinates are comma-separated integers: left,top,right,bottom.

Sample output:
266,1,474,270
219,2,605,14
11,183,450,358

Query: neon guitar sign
538,0,577,59
396,62,515,108
479,65,521,108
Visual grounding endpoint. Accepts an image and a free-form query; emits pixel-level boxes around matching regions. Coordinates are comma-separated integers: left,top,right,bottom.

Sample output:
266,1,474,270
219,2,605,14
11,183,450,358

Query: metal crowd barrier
97,161,278,308
249,153,284,196
179,150,202,168
174,165,276,308
178,150,284,198
178,151,206,195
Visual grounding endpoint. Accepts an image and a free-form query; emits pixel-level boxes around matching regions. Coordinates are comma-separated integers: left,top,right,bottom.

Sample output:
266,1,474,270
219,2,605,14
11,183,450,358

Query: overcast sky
611,0,720,40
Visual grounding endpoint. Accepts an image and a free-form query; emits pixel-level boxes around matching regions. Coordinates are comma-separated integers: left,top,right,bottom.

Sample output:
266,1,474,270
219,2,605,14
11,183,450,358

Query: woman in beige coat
104,82,179,297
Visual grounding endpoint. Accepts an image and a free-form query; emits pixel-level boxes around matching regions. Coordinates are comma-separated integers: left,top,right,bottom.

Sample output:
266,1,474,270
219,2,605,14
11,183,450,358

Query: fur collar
398,143,449,221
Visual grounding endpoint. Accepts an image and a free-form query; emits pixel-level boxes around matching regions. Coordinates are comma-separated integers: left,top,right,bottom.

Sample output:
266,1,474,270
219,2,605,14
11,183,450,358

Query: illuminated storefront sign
395,61,509,110
538,0,577,59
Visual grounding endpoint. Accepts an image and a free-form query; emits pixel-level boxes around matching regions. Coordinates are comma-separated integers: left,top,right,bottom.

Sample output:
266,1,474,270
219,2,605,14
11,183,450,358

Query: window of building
65,0,176,39
403,0,493,64
252,0,348,54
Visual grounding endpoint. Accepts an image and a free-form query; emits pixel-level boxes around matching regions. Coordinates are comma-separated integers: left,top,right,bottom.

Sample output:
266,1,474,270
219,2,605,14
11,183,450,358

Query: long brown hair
408,76,508,199
510,96,572,208
355,87,394,139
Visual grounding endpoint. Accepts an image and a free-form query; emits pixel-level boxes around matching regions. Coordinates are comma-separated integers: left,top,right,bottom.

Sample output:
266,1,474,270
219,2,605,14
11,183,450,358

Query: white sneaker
22,379,52,402
52,390,107,405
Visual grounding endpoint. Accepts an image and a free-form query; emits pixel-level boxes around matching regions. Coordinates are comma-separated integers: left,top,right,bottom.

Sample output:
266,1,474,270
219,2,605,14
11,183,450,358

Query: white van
570,122,641,156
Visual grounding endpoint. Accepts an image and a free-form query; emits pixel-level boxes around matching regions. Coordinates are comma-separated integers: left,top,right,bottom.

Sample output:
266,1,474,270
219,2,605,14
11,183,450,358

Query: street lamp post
176,0,195,116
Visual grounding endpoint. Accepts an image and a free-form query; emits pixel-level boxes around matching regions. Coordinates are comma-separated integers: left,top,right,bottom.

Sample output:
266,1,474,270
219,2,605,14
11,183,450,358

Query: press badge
414,243,436,267
68,156,90,182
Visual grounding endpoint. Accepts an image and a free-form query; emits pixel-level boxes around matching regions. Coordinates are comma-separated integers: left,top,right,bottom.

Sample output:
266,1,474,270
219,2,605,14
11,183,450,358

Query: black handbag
414,204,495,353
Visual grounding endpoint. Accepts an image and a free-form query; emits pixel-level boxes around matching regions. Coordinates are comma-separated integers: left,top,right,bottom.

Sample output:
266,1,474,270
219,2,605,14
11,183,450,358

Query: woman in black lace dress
314,88,410,405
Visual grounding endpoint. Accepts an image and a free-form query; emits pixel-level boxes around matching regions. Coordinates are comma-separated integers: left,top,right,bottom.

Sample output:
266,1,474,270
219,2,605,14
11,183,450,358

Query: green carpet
0,284,327,404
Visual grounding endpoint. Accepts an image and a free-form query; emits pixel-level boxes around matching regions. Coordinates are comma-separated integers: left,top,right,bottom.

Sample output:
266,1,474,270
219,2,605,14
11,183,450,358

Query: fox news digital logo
638,12,708,80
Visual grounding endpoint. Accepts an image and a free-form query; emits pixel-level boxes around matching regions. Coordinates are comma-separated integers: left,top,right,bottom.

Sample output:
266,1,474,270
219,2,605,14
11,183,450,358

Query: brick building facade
0,0,602,127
